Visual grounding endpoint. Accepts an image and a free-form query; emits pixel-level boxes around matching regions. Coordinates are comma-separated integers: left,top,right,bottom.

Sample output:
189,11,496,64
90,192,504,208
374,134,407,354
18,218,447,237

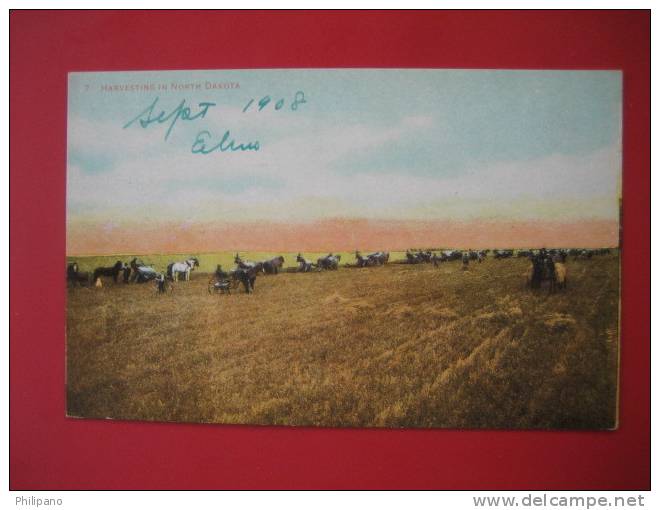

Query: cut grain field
66,254,619,429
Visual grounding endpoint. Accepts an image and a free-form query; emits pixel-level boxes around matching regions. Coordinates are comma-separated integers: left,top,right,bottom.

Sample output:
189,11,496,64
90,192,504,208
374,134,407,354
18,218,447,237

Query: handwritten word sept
122,92,306,155
123,97,215,141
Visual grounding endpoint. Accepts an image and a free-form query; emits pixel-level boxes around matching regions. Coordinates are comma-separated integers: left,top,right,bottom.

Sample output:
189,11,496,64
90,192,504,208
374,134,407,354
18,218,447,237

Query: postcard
66,69,621,429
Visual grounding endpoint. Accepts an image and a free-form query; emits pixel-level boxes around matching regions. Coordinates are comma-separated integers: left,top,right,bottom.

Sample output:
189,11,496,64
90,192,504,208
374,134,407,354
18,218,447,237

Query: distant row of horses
405,249,490,265
294,251,390,271
404,247,612,265
68,247,613,295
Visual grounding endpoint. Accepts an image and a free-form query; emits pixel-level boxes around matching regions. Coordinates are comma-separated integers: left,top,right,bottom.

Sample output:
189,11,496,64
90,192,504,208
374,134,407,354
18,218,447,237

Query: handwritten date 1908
243,91,307,113
123,91,306,155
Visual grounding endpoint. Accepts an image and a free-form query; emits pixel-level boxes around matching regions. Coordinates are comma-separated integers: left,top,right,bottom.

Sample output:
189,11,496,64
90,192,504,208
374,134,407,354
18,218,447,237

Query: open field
66,254,619,429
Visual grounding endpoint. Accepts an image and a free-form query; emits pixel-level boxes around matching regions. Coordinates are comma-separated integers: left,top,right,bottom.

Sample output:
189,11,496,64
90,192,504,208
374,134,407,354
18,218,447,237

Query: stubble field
66,254,619,429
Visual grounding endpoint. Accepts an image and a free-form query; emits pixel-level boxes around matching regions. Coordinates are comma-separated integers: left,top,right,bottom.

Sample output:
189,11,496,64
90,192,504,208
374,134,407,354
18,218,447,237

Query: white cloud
67,107,620,225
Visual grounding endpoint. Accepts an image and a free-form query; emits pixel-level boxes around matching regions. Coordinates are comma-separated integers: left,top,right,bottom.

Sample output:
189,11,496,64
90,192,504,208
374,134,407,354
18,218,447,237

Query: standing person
155,273,167,294
215,264,229,281
462,251,470,271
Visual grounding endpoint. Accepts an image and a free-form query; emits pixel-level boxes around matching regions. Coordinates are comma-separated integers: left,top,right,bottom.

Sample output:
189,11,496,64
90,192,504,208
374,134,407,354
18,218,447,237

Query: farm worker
215,264,229,280
156,273,166,294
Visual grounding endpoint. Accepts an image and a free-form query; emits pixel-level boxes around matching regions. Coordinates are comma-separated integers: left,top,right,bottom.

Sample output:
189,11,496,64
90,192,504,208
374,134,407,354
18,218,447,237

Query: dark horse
262,255,285,274
317,253,341,270
355,251,373,268
92,260,127,284
355,251,389,267
233,266,261,293
67,262,92,287
233,254,264,293
367,251,389,265
528,253,557,292
406,250,424,264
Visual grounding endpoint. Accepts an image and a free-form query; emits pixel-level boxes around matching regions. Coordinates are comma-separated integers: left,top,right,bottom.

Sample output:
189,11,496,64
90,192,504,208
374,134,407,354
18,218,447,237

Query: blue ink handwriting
123,97,216,140
243,91,307,113
122,91,305,155
191,130,260,155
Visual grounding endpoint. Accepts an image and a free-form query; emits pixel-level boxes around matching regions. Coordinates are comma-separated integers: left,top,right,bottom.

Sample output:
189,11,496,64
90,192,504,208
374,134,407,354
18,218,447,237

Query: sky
66,69,621,253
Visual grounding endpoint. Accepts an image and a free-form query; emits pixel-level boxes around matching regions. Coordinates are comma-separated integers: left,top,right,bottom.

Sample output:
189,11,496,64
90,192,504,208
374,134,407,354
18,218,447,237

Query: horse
262,255,285,275
296,253,315,272
355,251,373,268
527,254,566,292
444,250,463,261
92,260,125,284
234,266,260,293
234,253,259,270
167,257,199,281
317,253,341,270
431,252,447,266
232,254,264,292
67,262,92,287
367,251,389,265
232,265,262,293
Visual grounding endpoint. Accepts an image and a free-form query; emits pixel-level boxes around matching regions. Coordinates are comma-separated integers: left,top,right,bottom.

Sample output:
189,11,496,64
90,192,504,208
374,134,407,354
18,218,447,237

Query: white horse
169,258,199,281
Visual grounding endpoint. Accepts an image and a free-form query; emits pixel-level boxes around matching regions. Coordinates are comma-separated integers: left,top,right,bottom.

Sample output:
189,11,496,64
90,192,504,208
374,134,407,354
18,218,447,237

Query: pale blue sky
67,69,621,223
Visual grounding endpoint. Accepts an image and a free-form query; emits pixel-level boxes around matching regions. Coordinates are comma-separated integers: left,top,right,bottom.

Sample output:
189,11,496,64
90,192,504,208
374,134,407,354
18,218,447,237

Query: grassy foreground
66,255,619,429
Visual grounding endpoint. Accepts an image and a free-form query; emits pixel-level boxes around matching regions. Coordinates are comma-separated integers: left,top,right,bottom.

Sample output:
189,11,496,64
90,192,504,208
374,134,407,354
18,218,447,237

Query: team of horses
525,250,568,292
67,257,200,289
355,251,390,267
67,247,612,296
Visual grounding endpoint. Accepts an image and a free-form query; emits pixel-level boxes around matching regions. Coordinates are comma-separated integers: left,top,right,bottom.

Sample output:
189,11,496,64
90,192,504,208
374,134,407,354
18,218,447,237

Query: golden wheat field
66,254,619,429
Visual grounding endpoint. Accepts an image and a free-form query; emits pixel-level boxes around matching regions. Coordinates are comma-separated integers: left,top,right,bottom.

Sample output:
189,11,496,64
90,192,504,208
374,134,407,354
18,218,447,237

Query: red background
10,10,650,489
